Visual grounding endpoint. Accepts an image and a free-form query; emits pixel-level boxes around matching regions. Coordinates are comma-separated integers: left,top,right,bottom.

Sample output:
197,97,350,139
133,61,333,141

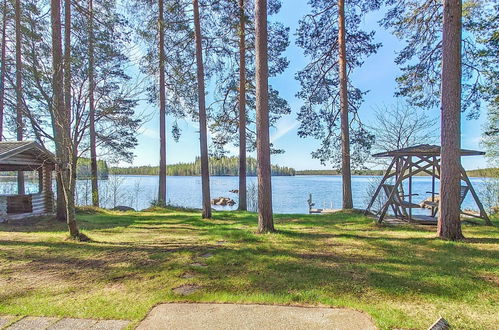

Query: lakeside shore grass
0,209,497,329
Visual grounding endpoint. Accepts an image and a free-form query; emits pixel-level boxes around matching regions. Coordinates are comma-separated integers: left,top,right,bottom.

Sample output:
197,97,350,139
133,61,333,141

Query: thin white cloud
141,127,158,139
271,119,299,143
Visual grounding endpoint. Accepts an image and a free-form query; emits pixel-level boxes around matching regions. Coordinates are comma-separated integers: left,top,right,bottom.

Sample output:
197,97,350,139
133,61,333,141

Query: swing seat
382,184,421,209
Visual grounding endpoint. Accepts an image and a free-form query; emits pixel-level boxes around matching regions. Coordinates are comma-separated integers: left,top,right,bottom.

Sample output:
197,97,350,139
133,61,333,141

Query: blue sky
129,1,488,170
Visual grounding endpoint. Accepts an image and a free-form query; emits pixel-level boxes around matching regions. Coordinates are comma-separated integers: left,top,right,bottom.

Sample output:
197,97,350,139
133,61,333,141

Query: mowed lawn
0,208,497,329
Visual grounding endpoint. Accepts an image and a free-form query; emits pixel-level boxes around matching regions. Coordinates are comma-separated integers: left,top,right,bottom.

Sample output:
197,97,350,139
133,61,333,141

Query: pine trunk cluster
51,0,79,238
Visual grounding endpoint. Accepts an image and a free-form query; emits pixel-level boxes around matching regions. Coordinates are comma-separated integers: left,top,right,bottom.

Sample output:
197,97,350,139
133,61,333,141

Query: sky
128,1,489,171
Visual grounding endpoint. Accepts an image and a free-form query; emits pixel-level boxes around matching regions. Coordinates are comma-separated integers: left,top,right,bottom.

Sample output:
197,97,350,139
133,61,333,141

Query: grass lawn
0,208,497,329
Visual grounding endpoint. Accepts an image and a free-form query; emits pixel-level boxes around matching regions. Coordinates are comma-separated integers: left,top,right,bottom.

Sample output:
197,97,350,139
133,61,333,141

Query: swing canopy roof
372,144,485,158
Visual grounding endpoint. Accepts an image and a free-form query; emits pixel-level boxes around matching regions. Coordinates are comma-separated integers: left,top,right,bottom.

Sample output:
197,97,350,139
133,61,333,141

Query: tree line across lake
108,158,499,178
110,157,296,176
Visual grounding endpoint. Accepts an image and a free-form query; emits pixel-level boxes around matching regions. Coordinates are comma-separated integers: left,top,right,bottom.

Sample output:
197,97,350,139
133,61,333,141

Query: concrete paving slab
136,303,377,330
90,320,130,330
0,315,17,329
7,316,59,330
48,318,97,330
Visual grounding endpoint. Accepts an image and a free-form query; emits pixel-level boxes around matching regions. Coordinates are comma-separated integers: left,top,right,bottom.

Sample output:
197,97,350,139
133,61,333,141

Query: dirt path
136,303,377,330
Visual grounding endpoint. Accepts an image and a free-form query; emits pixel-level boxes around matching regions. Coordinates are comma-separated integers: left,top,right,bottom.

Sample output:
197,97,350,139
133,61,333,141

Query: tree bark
237,0,247,211
255,0,274,233
15,0,24,194
57,0,71,222
438,0,464,240
158,0,167,204
51,0,79,238
338,0,353,209
0,0,7,141
193,0,211,219
88,0,99,207
64,0,71,125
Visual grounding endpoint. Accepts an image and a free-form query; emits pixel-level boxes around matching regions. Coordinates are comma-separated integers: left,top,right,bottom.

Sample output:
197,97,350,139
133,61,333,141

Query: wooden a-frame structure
365,144,492,225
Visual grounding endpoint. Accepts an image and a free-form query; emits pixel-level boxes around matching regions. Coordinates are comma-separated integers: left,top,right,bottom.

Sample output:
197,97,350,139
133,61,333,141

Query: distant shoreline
2,168,497,179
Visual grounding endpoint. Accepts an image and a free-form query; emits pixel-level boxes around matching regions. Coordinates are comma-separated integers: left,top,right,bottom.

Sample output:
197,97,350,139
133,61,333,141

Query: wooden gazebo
365,144,491,225
0,141,55,222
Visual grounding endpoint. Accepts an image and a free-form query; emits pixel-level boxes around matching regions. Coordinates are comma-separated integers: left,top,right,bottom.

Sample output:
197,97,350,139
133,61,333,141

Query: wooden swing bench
381,184,471,224
365,144,492,225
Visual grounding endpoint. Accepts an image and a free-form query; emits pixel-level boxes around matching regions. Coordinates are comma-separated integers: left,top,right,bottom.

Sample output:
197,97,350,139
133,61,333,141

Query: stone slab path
2,304,377,330
136,303,377,330
0,316,129,330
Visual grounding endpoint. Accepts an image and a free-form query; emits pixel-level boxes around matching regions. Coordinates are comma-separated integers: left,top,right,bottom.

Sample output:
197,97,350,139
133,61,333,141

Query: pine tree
0,0,7,141
438,0,464,240
132,0,198,205
255,0,274,233
88,0,99,207
295,0,379,209
15,0,24,194
208,0,289,210
192,0,211,218
158,0,167,204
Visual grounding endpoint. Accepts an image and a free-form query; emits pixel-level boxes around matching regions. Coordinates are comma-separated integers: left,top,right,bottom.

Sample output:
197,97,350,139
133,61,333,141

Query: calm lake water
0,175,492,214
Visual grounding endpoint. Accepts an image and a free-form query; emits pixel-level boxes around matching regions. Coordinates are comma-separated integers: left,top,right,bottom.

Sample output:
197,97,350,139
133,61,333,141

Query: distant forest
297,168,499,178
296,169,385,176
110,157,296,176
76,158,109,180
110,159,498,178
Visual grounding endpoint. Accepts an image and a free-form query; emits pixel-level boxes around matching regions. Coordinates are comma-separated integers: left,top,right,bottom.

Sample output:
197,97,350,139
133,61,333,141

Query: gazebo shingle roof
0,141,55,164
372,144,485,158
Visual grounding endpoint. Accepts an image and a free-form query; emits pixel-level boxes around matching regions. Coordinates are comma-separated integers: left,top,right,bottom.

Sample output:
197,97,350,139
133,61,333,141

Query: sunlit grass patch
0,209,497,329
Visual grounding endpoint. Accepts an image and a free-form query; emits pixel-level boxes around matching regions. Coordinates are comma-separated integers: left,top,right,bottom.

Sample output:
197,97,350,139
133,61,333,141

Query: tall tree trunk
438,0,463,240
57,0,71,222
255,0,274,233
0,0,7,141
15,0,24,194
338,0,352,209
193,0,211,219
88,0,99,207
237,0,247,211
51,0,79,239
158,0,167,204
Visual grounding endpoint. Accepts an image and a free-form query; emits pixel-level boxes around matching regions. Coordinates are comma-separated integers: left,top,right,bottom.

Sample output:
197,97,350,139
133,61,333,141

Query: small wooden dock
309,208,341,214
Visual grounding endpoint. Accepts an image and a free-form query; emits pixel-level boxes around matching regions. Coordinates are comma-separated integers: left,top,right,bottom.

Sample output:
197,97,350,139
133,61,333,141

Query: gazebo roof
0,141,55,170
372,144,485,158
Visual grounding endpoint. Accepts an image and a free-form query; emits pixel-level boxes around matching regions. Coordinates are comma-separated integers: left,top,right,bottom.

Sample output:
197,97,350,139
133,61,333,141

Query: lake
0,175,492,214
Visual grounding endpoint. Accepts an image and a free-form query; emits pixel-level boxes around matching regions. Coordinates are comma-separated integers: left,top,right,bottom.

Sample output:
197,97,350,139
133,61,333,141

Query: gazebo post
365,157,396,215
38,168,44,193
431,156,436,217
42,165,54,213
408,156,413,222
459,166,492,225
378,157,410,223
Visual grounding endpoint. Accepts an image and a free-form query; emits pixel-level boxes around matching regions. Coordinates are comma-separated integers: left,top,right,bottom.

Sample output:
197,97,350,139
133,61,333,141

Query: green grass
0,209,498,329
